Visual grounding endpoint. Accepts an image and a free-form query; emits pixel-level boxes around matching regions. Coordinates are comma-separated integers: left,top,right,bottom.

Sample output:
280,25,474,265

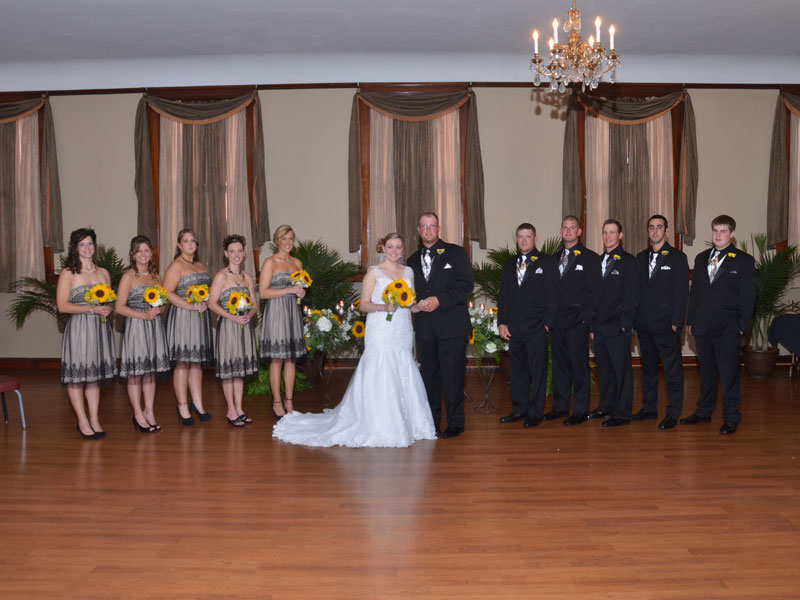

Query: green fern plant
6,245,126,329
739,234,800,351
291,239,359,310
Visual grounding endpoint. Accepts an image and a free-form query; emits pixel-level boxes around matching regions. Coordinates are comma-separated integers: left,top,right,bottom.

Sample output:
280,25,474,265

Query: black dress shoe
719,422,738,435
563,414,587,426
601,417,629,427
437,427,464,439
680,413,711,425
523,417,542,428
543,410,568,421
499,413,526,423
631,409,658,421
587,409,609,420
658,415,678,430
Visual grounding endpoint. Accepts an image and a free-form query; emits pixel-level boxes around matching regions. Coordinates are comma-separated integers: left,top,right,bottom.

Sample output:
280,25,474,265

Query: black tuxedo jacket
592,246,640,337
687,245,756,336
552,242,602,330
497,250,559,335
408,240,474,340
634,242,689,333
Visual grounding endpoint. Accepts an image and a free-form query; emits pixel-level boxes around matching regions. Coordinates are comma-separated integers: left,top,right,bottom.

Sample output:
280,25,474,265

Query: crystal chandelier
530,0,620,93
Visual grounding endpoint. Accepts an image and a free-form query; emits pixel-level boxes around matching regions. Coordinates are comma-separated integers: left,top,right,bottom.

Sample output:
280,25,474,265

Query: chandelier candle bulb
595,16,601,43
533,29,539,54
609,25,615,50
549,37,555,51
553,19,559,44
588,34,594,48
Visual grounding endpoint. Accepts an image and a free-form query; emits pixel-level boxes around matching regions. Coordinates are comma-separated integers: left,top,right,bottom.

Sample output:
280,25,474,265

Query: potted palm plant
739,234,800,378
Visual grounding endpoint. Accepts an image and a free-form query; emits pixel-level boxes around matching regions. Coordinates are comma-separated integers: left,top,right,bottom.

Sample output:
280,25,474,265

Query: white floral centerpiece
468,304,507,371
303,304,356,358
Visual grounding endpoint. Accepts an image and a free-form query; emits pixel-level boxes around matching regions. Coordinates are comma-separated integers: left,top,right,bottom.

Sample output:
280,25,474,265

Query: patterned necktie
709,250,719,283
602,253,611,277
559,249,569,277
422,248,432,281
517,255,527,286
649,251,658,279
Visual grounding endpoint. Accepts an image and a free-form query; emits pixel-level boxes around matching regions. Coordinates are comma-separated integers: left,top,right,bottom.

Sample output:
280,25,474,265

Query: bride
272,233,437,448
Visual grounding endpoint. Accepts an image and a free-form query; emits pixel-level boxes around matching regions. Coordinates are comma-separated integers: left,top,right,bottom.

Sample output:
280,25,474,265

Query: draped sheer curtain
564,90,697,254
135,92,268,277
767,93,800,248
348,89,486,267
0,97,63,292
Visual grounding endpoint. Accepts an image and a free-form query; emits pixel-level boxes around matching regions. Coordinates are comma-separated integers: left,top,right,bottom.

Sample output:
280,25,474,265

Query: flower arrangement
186,284,209,318
143,285,169,308
381,279,415,321
290,269,313,304
303,307,351,358
84,283,116,323
468,304,508,370
226,290,253,328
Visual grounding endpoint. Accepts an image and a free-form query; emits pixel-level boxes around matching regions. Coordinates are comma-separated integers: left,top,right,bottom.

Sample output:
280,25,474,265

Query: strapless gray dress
119,285,171,381
260,271,307,362
166,272,214,367
61,284,118,385
215,286,259,381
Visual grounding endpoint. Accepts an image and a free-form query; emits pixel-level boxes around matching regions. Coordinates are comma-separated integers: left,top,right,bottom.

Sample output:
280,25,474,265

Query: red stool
0,375,26,429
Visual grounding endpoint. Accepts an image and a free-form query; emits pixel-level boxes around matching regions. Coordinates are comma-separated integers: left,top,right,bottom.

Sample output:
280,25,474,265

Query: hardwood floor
1,367,799,599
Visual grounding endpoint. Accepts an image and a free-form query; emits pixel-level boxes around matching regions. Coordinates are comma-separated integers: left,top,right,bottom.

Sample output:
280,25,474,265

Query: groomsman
546,215,602,425
497,223,559,428
409,212,475,439
634,215,689,430
590,219,639,427
683,215,756,435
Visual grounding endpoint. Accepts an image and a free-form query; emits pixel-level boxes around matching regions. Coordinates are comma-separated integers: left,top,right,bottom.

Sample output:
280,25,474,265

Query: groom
409,212,474,439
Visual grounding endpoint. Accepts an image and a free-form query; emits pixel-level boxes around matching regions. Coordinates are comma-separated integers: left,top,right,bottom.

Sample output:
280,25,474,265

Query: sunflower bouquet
84,283,117,323
303,307,351,358
289,269,312,305
186,284,209,318
143,285,169,308
381,279,415,321
226,290,253,328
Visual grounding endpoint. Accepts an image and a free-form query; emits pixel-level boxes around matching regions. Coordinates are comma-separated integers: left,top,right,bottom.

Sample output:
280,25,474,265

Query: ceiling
1,0,799,92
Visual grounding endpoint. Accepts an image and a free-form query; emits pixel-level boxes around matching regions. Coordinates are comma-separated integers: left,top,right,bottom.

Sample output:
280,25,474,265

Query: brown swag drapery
0,97,63,291
347,91,486,254
563,90,698,249
766,92,800,246
134,92,269,273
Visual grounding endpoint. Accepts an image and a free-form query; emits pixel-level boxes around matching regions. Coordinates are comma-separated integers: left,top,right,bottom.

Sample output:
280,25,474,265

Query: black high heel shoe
132,416,157,433
144,419,162,431
76,423,99,440
176,405,195,426
272,401,286,421
188,402,212,422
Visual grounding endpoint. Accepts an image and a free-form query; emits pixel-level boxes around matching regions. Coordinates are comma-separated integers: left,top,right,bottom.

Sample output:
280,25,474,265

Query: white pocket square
444,263,453,269
661,265,671,270
575,264,583,271
730,270,738,274
611,270,620,276
535,267,543,274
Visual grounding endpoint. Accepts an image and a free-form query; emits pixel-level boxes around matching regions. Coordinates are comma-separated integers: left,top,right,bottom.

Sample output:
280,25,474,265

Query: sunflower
144,288,159,303
195,286,208,300
89,283,114,302
397,289,412,307
185,285,197,302
353,299,361,310
351,321,365,338
469,329,475,344
381,287,391,303
391,280,405,290
331,314,341,325
227,292,241,314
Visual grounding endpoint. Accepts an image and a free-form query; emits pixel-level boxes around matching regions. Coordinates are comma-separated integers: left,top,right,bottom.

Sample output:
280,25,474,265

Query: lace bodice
365,265,414,353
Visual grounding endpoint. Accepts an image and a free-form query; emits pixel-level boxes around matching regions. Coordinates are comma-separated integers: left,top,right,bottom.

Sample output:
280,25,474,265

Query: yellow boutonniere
612,254,621,260
531,255,539,261
728,252,736,258
573,250,581,256
436,248,445,255
661,250,669,256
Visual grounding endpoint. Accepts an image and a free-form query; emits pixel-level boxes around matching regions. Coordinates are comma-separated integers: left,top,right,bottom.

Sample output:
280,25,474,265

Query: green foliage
292,239,359,310
244,366,310,396
739,234,800,350
471,235,563,305
7,244,126,329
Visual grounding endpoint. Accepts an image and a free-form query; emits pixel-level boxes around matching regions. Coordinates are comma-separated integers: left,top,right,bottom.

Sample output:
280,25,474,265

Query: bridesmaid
259,225,307,419
163,228,214,425
56,228,117,439
208,234,259,426
115,236,171,433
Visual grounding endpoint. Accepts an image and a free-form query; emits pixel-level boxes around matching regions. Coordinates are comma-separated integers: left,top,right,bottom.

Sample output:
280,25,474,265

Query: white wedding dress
272,265,437,448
